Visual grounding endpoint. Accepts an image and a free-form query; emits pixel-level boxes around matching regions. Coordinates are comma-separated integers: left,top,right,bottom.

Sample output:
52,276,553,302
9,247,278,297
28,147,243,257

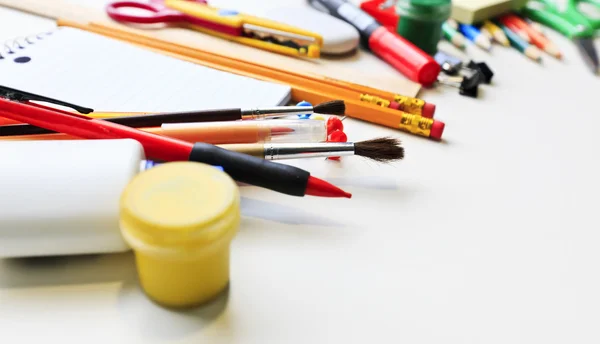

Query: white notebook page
0,27,291,111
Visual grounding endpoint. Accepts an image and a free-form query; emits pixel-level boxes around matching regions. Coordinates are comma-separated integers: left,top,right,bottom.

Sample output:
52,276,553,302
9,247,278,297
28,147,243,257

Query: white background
1,1,600,343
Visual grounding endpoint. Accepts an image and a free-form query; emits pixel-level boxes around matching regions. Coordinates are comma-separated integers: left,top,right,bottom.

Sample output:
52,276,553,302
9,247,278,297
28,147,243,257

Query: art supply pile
0,0,596,310
0,20,430,308
361,0,599,97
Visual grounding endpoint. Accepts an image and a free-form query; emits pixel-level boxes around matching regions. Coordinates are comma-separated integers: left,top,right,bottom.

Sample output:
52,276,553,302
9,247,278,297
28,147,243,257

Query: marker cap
368,26,440,86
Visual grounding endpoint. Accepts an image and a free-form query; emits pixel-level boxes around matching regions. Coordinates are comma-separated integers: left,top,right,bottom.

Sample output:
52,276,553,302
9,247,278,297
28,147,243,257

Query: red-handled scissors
105,0,322,58
106,0,241,36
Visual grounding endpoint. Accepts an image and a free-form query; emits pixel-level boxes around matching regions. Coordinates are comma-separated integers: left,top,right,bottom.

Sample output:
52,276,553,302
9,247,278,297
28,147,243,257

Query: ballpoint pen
0,86,350,198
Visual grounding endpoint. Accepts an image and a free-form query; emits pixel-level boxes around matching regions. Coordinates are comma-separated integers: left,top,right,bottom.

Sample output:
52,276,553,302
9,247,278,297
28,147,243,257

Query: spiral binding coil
0,32,52,60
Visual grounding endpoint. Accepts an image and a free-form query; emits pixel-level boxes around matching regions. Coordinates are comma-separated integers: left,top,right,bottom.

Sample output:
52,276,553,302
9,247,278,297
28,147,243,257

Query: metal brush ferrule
360,94,390,107
393,94,425,116
398,113,433,137
241,106,315,120
263,142,355,160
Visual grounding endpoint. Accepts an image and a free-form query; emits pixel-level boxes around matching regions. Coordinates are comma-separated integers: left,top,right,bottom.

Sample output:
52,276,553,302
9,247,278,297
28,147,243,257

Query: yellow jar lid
120,162,240,249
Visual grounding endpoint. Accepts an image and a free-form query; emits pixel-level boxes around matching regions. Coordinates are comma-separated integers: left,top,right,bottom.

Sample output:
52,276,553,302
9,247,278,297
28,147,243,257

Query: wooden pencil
498,22,542,62
57,19,435,117
500,15,562,59
55,19,443,139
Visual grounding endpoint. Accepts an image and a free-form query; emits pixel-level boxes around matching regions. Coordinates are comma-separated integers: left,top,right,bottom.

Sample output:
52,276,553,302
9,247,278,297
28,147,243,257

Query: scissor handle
573,0,600,30
106,1,183,24
523,0,593,37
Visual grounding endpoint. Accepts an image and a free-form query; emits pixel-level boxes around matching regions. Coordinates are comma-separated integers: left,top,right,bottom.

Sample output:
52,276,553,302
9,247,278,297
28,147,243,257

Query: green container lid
396,0,451,21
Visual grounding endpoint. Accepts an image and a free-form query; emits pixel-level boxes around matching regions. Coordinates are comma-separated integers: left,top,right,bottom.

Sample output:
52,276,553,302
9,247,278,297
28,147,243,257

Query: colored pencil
482,20,509,46
498,22,542,62
526,19,546,36
442,21,467,49
497,17,531,43
459,23,492,51
500,14,562,59
446,18,459,30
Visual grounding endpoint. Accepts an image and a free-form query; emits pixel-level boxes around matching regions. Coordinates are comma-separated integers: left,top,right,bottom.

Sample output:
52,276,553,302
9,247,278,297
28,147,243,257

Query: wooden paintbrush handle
217,143,264,158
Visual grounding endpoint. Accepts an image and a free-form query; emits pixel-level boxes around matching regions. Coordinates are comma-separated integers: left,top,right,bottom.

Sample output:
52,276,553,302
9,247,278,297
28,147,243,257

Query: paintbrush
0,86,351,199
0,99,346,128
219,137,404,162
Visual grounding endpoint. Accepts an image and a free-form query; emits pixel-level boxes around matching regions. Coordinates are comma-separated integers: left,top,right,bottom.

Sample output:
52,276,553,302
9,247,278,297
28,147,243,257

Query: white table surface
1,1,600,343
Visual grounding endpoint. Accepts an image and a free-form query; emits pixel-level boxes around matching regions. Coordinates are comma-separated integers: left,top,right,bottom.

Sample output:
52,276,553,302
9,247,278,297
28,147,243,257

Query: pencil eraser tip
389,101,400,110
430,120,445,140
422,102,436,118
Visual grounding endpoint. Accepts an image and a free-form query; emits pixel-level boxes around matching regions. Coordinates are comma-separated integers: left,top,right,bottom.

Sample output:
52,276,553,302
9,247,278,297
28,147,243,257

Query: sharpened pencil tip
476,35,492,51
545,44,562,59
526,46,542,62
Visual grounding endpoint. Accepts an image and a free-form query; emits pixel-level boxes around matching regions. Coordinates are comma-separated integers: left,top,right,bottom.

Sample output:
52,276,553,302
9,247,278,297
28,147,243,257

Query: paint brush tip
313,100,345,115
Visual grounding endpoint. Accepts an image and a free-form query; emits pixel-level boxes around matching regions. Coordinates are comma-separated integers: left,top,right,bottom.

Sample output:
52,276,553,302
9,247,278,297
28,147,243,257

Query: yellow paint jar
119,162,240,308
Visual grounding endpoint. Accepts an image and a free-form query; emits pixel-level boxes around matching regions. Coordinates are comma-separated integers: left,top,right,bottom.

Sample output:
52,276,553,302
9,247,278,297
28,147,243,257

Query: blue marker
459,24,491,51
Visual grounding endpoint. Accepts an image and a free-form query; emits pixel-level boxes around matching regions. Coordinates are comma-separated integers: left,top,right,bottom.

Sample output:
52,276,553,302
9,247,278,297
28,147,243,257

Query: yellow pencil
483,20,509,47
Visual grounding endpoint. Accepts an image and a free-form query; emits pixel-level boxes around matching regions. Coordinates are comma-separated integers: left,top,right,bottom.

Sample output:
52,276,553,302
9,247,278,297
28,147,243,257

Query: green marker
395,0,452,55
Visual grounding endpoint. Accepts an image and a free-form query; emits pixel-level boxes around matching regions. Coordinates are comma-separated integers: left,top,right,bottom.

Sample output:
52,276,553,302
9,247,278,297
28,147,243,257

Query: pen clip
0,85,94,114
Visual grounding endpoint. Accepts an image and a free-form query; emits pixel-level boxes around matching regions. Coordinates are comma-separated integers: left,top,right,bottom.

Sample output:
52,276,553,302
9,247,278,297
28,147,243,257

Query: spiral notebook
0,26,292,111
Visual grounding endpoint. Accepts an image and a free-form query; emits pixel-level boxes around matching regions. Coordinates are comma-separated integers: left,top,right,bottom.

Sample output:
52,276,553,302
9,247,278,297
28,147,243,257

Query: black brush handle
116,108,243,126
0,108,243,137
188,143,309,197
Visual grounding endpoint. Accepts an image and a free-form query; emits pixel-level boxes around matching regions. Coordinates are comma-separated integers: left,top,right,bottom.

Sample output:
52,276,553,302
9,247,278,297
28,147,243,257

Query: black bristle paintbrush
217,137,404,162
0,100,346,137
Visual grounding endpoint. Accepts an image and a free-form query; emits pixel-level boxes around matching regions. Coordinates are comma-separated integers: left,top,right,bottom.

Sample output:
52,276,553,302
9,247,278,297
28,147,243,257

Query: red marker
359,0,399,31
0,92,351,199
309,0,440,86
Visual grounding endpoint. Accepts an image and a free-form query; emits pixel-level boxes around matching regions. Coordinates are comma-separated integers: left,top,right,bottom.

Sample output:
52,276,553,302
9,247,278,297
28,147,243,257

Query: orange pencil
78,21,436,118
499,14,561,59
56,19,445,140
499,19,531,43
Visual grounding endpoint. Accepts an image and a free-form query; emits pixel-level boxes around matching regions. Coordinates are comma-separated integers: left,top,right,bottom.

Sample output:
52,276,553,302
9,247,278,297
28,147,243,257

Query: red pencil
0,97,351,199
499,14,562,59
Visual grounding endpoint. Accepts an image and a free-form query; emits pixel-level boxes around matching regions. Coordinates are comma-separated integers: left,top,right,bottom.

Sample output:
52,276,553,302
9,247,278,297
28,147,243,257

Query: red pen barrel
0,97,351,198
368,26,440,86
0,98,194,161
